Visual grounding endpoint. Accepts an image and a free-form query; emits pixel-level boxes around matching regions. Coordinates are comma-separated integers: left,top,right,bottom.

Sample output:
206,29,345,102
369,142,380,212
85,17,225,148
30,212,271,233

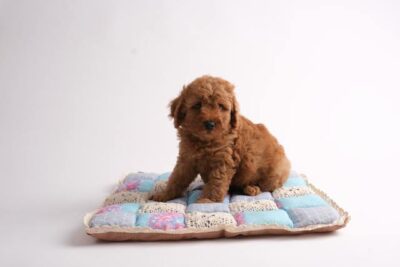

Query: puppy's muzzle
203,120,216,130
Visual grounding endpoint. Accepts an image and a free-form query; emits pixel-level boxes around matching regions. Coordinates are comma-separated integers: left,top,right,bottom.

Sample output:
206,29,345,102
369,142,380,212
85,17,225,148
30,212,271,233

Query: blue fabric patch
90,204,139,227
186,203,230,213
287,206,340,227
277,195,328,210
187,190,202,204
283,177,307,187
156,172,171,181
120,203,141,213
136,213,151,227
241,210,293,228
138,179,155,192
90,212,137,227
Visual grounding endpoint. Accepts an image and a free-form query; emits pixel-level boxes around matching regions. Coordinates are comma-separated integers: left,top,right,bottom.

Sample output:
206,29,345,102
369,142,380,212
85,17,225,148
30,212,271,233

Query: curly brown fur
151,75,291,203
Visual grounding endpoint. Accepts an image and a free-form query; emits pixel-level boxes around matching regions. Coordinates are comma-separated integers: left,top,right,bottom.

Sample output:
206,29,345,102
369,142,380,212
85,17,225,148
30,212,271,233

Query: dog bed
84,171,349,241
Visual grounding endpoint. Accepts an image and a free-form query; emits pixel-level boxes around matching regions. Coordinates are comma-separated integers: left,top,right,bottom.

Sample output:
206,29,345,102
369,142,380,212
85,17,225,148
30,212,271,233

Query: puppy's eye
192,102,202,110
218,104,227,111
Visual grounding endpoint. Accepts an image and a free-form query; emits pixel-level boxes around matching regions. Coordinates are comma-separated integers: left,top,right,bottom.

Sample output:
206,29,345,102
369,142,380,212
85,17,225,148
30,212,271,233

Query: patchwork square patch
90,203,140,227
117,177,155,192
287,206,340,227
136,212,185,230
283,177,307,188
276,194,328,210
234,210,293,228
186,203,230,213
185,212,236,229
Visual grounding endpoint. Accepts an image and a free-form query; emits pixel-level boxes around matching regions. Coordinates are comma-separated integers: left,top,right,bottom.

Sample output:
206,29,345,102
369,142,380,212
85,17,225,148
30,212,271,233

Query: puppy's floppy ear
169,86,186,128
230,95,240,129
226,83,240,129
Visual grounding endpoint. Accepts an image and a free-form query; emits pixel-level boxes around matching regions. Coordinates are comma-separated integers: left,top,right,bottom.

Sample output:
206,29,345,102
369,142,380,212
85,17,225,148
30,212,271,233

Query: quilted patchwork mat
84,171,349,241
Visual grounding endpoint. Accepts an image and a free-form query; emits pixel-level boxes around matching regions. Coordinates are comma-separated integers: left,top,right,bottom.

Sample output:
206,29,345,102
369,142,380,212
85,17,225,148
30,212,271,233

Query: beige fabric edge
84,174,350,241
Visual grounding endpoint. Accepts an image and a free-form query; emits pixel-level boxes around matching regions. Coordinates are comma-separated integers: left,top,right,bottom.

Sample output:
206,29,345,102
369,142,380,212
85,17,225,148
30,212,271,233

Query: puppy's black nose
203,120,216,130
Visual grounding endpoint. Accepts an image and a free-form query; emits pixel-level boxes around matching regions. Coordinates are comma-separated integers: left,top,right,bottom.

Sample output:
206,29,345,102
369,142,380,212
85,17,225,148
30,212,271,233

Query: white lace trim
104,191,149,206
229,200,278,212
272,186,314,199
139,202,186,214
185,212,236,229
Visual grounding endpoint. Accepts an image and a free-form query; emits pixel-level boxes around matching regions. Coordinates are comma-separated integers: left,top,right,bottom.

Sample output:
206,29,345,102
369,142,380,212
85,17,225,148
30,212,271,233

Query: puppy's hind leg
232,160,261,196
258,156,291,192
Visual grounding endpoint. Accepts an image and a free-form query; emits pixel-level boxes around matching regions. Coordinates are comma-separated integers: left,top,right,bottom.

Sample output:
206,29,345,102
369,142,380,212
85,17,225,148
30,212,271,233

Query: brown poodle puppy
151,75,291,203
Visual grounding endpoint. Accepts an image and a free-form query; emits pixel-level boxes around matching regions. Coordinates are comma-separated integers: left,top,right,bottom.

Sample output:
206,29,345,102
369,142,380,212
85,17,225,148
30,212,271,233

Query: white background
1,0,399,266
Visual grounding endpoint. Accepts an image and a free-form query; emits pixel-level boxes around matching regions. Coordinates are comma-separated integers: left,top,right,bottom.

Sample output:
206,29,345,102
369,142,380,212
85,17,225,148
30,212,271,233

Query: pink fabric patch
148,213,185,230
117,180,140,192
234,212,245,225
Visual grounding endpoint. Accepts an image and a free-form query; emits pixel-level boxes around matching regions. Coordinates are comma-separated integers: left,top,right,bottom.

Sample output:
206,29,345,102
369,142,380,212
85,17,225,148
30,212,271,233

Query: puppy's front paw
150,191,174,202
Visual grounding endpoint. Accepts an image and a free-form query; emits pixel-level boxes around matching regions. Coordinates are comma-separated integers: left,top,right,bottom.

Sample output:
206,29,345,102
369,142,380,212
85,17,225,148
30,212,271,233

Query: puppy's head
169,75,239,141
